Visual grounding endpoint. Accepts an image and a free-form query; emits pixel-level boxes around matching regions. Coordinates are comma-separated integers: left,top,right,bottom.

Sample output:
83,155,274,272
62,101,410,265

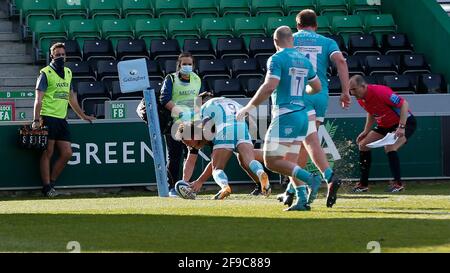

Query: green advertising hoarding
0,116,444,190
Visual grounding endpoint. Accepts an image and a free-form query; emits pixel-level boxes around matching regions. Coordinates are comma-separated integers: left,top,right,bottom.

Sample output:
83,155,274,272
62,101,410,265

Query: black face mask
52,57,65,69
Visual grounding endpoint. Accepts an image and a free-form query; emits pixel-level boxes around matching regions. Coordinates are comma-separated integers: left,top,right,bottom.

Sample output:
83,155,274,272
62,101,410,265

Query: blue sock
322,168,333,183
295,185,308,206
212,169,229,189
292,166,312,183
249,160,264,178
286,182,295,194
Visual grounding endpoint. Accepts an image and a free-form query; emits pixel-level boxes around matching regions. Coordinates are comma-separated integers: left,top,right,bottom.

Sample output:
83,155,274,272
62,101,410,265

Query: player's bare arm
331,52,351,109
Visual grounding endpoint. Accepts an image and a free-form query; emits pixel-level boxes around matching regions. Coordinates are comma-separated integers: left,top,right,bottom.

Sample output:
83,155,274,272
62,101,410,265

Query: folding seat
244,77,263,97
55,0,88,24
365,14,397,44
159,59,177,75
363,75,382,85
216,38,249,61
183,39,216,62
317,0,348,17
266,15,297,36
83,40,115,61
20,0,55,32
154,0,186,20
68,19,102,49
65,61,96,81
400,54,431,75
146,59,164,80
212,79,245,97
323,34,348,56
198,59,231,82
283,0,316,16
219,0,251,18
332,15,364,44
328,76,342,95
88,0,121,24
116,39,149,61
122,0,154,24
134,18,168,48
109,80,143,100
168,18,201,47
256,55,270,73
249,37,276,58
187,0,219,22
233,17,266,46
381,33,414,55
75,81,109,105
101,19,135,49
96,60,119,82
345,55,365,76
417,74,448,94
251,0,284,21
32,20,67,62
200,18,234,48
83,100,108,118
365,55,398,76
382,75,415,93
347,34,381,56
150,39,181,62
150,79,164,93
231,58,264,81
348,0,381,16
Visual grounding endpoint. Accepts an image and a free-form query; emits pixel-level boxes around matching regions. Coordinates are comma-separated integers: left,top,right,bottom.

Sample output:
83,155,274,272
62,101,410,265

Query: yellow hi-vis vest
40,66,72,119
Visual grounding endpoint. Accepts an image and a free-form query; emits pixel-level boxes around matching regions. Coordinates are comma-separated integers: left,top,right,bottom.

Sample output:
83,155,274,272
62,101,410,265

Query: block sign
0,102,15,121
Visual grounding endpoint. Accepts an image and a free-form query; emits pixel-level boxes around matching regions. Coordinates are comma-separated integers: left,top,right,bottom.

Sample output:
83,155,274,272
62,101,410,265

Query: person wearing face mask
33,43,95,197
159,52,203,197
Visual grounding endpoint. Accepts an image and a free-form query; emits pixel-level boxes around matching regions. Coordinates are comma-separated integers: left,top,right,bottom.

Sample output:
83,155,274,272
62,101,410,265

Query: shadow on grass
0,214,449,253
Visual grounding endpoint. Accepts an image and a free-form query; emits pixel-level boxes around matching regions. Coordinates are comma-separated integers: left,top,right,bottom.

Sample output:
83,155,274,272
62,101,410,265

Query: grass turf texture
0,182,449,253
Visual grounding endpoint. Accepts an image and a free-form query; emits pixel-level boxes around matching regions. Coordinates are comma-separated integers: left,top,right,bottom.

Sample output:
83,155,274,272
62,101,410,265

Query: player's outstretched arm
190,162,213,192
183,151,198,182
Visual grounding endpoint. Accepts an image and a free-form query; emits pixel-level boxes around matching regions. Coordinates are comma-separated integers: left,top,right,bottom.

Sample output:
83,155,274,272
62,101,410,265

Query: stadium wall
382,0,450,88
0,116,445,190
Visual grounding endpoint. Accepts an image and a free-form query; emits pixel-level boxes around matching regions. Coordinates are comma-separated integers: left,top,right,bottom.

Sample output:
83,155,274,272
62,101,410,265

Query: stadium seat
266,15,297,36
249,37,276,58
200,18,234,48
88,0,121,23
381,33,414,55
75,81,109,103
417,74,448,94
66,61,97,81
150,39,180,62
365,55,398,76
56,0,88,24
283,0,316,16
317,0,348,17
256,55,270,72
68,19,102,48
328,76,342,95
332,15,364,44
183,39,216,62
32,20,67,62
20,0,55,29
251,0,284,20
101,19,135,49
134,18,168,47
122,0,154,23
187,0,219,22
244,77,263,97
382,75,415,93
154,0,186,20
51,40,83,62
83,40,115,61
96,60,119,81
168,18,201,47
150,79,164,93
198,59,231,82
216,38,249,61
400,54,431,75
347,34,381,56
348,0,381,16
219,0,251,18
83,100,108,118
323,34,348,56
146,59,164,80
109,80,143,100
231,58,264,80
116,39,149,60
363,75,382,85
212,79,245,97
233,17,266,46
365,14,397,43
316,16,332,35
345,55,365,76
159,59,177,75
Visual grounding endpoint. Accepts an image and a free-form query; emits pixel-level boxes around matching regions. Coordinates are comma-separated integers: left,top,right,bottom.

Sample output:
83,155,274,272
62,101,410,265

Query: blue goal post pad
118,58,150,93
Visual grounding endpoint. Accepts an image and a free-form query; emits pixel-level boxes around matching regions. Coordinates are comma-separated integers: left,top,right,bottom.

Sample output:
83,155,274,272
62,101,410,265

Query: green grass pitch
0,182,449,253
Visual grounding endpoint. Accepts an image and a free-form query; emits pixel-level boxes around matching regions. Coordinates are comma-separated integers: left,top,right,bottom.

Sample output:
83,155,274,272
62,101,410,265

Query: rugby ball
175,180,196,200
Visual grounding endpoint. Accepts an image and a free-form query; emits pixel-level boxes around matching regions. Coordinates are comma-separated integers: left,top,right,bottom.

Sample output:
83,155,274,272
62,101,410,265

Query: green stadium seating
187,0,219,22
234,16,266,47
317,0,348,17
55,0,88,25
88,0,121,25
332,15,364,43
101,19,135,49
68,19,102,48
122,0,154,21
20,0,55,28
283,0,315,16
201,17,233,48
365,14,397,34
251,0,284,18
134,18,168,47
348,0,381,16
32,19,67,62
168,18,200,47
219,0,251,18
317,15,332,35
266,15,297,36
154,0,186,20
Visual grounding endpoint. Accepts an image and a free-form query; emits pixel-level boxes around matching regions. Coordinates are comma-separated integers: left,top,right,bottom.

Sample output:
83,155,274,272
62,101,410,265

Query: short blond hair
50,42,65,54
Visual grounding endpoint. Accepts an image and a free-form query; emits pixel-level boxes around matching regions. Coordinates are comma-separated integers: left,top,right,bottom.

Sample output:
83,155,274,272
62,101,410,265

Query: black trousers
165,134,187,189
